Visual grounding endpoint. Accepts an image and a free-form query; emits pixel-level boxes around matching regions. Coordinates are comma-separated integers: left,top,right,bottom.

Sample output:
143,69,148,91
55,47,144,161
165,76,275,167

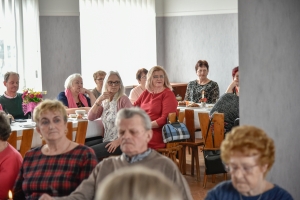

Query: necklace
239,193,262,200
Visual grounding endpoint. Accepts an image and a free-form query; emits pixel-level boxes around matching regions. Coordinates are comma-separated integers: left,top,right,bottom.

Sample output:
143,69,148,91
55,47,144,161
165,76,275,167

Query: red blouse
134,88,177,149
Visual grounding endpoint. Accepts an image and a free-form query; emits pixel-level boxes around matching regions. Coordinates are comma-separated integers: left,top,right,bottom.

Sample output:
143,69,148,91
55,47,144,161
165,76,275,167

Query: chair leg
203,172,207,188
194,147,200,181
212,174,216,183
188,146,191,155
191,150,195,176
181,146,186,175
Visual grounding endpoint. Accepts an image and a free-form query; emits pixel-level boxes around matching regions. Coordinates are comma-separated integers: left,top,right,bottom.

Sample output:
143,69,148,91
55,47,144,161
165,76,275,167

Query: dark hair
4,71,19,82
136,68,148,81
232,66,239,78
0,111,11,141
195,60,209,72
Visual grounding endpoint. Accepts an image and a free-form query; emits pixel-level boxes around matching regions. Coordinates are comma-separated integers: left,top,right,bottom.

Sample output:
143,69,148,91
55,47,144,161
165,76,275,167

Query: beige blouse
129,85,145,104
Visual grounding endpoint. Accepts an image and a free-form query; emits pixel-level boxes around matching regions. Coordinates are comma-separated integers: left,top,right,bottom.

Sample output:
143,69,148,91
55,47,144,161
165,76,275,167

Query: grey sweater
55,150,193,200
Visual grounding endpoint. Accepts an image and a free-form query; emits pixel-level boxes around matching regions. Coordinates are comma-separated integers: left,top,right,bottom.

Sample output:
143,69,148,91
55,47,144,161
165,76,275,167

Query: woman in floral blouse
184,60,219,104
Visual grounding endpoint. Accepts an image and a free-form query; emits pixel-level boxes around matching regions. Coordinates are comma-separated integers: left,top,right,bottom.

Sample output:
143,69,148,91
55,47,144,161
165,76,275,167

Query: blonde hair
221,125,275,176
64,73,82,89
95,166,182,200
102,71,125,101
145,66,172,91
33,99,68,126
93,70,106,80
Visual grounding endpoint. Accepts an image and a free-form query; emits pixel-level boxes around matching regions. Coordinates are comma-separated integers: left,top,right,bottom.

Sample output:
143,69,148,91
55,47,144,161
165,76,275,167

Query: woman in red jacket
134,66,177,149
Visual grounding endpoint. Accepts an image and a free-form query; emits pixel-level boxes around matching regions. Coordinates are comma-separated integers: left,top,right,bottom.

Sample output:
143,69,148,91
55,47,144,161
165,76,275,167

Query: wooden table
171,83,188,100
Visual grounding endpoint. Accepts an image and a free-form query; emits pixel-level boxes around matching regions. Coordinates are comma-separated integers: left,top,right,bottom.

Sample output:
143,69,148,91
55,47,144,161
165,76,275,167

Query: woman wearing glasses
129,68,148,104
57,73,96,114
205,126,293,200
134,66,177,149
92,70,107,98
184,60,219,104
88,71,132,159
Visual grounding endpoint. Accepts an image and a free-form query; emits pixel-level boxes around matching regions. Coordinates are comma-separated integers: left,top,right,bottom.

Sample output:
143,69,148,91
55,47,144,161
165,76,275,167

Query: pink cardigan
87,95,133,120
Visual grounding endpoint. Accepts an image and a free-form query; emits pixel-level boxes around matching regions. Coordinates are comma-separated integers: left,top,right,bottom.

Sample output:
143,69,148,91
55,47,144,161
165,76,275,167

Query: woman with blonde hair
92,70,107,98
205,125,293,200
57,73,96,114
13,100,98,199
88,71,132,159
95,166,182,200
134,66,177,149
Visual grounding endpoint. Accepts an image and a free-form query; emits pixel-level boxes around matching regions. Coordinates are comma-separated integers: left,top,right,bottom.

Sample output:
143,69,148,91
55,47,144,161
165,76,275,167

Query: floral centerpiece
22,89,43,116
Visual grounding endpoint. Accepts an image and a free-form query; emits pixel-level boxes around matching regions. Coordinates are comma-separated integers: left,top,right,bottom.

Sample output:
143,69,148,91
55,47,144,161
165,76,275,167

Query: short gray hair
64,73,82,89
115,107,151,131
4,71,19,82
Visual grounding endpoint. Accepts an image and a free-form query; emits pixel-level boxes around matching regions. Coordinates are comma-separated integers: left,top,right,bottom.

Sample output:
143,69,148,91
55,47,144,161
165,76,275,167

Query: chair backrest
8,129,34,158
198,112,224,148
185,109,195,142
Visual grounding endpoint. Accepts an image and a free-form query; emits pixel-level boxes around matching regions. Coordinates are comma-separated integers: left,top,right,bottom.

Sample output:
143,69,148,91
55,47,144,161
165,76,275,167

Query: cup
185,101,190,106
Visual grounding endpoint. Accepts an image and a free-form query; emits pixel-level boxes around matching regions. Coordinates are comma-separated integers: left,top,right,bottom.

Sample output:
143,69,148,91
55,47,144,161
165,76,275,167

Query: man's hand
39,194,54,200
105,139,121,153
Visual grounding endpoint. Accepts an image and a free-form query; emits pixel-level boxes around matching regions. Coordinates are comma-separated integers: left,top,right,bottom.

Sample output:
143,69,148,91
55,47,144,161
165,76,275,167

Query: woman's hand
226,80,239,93
39,194,54,200
105,139,121,153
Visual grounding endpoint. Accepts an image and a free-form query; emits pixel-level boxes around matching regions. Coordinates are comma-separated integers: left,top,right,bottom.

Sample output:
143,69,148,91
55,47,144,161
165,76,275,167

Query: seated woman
205,125,293,200
0,111,22,199
88,71,132,159
57,73,96,114
134,66,177,149
226,66,239,96
0,72,28,119
129,68,148,104
96,166,182,200
13,100,98,199
92,70,106,98
184,60,219,104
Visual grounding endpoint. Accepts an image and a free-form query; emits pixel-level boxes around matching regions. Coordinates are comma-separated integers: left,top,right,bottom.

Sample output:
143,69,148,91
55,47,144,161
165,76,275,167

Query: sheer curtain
80,0,156,88
0,0,41,92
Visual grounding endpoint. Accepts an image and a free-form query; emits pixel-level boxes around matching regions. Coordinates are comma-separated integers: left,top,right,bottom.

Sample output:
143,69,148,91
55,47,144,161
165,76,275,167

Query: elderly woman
205,126,293,200
88,71,132,159
129,68,148,104
13,100,98,199
134,66,177,149
0,111,22,199
57,73,96,114
0,71,28,119
185,60,219,104
92,70,106,98
226,66,239,96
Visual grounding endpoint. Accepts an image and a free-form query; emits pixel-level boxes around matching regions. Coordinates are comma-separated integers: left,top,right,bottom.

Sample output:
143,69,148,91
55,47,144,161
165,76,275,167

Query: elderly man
40,107,192,200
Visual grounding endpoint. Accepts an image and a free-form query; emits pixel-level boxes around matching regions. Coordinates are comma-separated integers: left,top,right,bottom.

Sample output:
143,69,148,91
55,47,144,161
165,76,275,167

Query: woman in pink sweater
88,71,132,159
134,66,177,149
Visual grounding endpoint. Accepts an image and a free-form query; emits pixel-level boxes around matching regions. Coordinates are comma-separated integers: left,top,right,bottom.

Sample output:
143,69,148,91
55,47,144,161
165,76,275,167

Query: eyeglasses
141,76,147,79
95,78,104,81
108,81,120,86
153,75,164,79
226,164,259,175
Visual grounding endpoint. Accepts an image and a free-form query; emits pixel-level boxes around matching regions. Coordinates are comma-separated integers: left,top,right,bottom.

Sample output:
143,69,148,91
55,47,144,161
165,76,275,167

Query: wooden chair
178,109,204,181
7,129,34,158
157,112,184,173
43,121,88,145
198,112,227,188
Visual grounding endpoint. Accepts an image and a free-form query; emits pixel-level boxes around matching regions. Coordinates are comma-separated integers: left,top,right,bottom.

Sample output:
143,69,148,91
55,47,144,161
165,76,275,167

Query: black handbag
162,117,190,143
202,114,227,175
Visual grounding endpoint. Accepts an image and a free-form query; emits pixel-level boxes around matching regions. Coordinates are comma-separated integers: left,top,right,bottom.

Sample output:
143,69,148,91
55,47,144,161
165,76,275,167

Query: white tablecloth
177,104,214,130
10,119,103,149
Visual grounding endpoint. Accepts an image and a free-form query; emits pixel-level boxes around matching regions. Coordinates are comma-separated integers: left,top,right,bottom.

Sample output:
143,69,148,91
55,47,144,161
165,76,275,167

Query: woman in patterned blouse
13,100,98,199
184,60,219,104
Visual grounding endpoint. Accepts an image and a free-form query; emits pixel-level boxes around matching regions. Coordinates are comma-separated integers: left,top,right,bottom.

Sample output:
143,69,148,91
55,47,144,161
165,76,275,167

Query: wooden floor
182,145,228,200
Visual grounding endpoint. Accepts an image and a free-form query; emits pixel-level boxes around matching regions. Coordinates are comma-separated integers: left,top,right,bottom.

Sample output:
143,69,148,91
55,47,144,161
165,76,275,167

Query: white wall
156,0,237,16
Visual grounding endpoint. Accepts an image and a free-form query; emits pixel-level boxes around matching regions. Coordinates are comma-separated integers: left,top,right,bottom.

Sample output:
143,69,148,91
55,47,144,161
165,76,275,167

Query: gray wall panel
156,14,238,95
239,0,300,198
40,16,81,99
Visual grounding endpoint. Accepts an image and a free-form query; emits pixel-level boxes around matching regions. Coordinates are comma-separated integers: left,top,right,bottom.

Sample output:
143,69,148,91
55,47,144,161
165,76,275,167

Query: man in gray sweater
40,107,192,200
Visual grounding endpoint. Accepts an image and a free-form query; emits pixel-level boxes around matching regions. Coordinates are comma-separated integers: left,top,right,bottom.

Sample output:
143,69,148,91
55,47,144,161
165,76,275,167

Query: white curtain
0,0,41,92
80,0,156,88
